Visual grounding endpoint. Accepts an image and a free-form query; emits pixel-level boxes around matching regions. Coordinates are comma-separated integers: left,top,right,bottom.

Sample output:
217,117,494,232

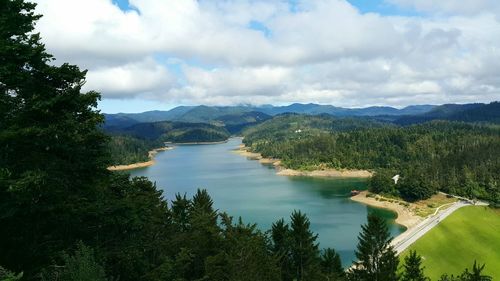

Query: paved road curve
349,196,488,270
391,200,474,254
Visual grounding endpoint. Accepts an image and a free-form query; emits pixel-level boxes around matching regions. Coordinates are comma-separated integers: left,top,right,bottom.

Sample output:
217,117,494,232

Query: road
349,195,488,270
391,200,474,254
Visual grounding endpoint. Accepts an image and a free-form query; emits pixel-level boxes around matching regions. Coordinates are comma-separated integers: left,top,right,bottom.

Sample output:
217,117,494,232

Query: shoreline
350,191,422,229
277,168,372,178
107,146,175,171
166,139,229,145
233,144,372,178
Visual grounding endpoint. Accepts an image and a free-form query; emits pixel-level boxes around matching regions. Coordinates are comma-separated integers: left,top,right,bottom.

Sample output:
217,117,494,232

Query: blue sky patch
248,20,272,38
112,0,140,13
347,0,422,17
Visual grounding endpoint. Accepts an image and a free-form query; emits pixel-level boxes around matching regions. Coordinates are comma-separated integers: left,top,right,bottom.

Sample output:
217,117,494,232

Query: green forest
243,115,500,203
107,135,163,165
110,121,230,142
0,1,495,280
105,121,230,165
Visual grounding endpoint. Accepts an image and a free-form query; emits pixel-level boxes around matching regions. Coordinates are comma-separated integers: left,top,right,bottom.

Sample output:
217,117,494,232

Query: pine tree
0,0,108,276
209,214,280,281
184,189,222,280
349,214,399,281
271,218,293,281
171,193,192,232
289,210,320,281
192,189,216,214
320,248,344,280
401,251,428,281
369,169,395,194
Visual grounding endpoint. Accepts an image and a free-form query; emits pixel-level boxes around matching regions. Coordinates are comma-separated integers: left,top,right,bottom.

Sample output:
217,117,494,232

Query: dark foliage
348,214,399,281
401,250,429,281
270,211,343,281
320,248,345,280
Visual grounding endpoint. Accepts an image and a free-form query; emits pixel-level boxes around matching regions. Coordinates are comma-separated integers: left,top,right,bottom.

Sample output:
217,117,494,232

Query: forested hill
243,115,500,203
242,114,391,143
104,110,271,135
108,121,230,142
105,121,230,165
214,111,272,134
394,102,500,125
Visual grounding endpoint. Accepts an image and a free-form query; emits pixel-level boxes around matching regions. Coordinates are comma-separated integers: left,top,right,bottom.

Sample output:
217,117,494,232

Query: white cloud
183,66,291,96
33,0,500,108
35,0,150,67
83,58,175,98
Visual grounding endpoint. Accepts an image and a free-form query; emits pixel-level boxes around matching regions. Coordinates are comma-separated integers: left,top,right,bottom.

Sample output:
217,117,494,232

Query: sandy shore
107,146,174,171
107,161,156,171
350,191,422,229
233,144,372,178
277,168,372,178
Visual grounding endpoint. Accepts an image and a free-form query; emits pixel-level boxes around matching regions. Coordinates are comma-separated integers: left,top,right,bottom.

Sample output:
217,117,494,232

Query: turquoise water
130,138,405,265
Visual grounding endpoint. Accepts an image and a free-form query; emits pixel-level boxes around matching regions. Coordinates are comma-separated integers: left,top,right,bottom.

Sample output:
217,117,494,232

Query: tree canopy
243,115,499,202
348,214,399,281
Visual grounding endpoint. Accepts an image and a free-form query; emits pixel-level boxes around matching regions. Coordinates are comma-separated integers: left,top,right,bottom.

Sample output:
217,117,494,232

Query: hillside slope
402,206,500,280
395,102,499,125
106,121,230,165
109,121,230,143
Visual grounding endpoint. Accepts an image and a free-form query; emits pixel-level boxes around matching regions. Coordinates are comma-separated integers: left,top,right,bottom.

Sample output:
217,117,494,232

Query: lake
130,137,405,265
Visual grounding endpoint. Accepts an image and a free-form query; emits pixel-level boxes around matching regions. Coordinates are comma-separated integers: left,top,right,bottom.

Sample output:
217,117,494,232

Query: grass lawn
401,206,500,280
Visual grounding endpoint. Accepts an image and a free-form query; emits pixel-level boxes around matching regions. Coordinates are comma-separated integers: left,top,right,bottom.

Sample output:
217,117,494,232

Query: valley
3,1,500,280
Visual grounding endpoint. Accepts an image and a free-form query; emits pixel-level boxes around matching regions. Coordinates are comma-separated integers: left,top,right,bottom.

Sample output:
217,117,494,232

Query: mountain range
104,103,434,128
104,102,499,131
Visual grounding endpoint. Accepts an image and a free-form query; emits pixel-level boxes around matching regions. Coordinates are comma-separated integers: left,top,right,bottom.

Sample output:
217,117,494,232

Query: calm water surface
130,138,405,265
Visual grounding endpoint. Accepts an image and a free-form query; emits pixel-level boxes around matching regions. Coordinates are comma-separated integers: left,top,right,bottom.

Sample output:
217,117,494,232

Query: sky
32,0,500,113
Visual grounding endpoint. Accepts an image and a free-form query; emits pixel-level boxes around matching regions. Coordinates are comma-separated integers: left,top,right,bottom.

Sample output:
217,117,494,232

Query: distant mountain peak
103,103,440,124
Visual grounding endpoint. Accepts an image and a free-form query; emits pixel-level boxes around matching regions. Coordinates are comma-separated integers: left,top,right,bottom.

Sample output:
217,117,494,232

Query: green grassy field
401,206,500,280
